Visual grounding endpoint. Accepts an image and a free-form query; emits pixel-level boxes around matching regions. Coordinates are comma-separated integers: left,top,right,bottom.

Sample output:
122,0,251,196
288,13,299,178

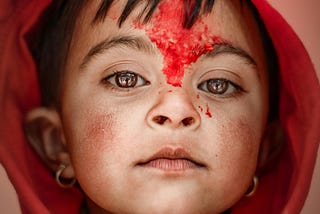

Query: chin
90,178,237,214
94,190,231,214
126,201,223,214
120,189,227,214
144,204,217,214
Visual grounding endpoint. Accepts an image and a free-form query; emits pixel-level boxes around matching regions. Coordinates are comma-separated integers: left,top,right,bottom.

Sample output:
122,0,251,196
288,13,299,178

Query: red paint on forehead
135,0,224,87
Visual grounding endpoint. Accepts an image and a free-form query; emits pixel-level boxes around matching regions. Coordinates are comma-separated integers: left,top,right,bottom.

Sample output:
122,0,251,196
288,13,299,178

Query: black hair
93,0,215,28
33,0,278,121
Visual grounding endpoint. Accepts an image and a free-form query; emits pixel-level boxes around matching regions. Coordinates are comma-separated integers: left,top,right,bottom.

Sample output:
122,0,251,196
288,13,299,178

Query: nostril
151,115,197,127
182,117,195,126
153,115,169,125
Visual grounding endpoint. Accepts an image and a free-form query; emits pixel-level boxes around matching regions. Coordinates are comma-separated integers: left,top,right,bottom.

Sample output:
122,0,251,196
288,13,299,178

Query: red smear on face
205,103,212,118
198,104,212,118
135,0,224,87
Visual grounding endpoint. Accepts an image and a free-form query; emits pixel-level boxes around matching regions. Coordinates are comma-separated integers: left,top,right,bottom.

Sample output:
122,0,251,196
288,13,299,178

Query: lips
137,147,206,171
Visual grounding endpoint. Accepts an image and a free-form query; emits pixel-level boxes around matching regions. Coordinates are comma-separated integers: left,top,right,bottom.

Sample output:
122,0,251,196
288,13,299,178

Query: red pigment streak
135,0,224,87
168,90,173,93
196,94,200,99
205,104,212,118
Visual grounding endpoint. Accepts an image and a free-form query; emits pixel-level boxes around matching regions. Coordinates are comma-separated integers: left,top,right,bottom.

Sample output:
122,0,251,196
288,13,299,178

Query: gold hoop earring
55,164,76,188
245,176,258,197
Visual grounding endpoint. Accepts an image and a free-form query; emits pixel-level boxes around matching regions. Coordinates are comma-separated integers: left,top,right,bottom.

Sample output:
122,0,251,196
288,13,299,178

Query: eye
198,78,242,96
103,71,149,88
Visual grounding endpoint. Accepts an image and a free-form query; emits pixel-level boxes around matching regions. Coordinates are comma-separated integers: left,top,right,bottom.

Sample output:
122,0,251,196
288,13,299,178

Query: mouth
136,147,207,171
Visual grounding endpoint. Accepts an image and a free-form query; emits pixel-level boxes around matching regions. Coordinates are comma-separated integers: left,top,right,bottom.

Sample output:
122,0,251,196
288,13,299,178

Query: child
0,0,319,213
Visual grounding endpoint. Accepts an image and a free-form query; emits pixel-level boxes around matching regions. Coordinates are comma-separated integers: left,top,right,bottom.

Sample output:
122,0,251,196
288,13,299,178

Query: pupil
116,73,137,87
208,80,227,94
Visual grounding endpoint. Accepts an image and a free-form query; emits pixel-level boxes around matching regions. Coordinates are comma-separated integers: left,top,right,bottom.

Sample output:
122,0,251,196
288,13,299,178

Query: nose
147,89,201,129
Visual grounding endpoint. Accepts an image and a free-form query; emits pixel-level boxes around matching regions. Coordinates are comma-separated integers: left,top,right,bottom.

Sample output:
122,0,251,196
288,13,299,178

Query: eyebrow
206,43,257,67
80,35,157,70
80,35,257,71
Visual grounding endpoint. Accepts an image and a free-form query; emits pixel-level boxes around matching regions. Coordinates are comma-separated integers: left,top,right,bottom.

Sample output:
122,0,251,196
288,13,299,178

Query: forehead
74,0,259,49
67,0,266,78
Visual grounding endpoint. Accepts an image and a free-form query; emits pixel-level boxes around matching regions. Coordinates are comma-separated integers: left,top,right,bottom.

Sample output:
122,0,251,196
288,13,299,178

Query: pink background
267,0,320,213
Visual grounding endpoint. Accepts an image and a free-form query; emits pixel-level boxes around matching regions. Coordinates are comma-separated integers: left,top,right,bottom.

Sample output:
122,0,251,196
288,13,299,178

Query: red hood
0,0,319,213
233,1,320,213
0,0,83,213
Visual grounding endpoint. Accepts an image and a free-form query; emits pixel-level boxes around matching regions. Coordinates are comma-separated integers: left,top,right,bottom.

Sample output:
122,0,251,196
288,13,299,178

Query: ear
257,120,285,175
24,107,74,179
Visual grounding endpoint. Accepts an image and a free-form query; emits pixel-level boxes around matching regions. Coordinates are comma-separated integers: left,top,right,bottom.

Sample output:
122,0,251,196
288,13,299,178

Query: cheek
81,113,116,150
66,112,121,198
68,112,119,176
218,119,259,159
209,117,260,181
212,118,260,198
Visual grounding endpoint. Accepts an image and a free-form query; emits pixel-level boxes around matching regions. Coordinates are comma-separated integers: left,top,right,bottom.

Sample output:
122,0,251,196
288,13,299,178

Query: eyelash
101,70,150,90
102,71,245,98
197,78,245,98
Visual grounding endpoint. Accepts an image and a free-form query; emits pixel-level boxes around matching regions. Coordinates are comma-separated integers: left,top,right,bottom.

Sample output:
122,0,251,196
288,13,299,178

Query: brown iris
115,72,138,88
207,79,228,94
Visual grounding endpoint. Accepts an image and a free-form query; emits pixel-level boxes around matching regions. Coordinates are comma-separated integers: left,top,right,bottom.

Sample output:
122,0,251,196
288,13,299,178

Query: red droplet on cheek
135,0,224,87
198,105,203,112
205,103,212,118
198,104,212,118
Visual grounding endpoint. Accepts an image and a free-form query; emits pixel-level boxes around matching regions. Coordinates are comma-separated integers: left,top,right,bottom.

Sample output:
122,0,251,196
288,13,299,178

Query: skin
59,0,269,213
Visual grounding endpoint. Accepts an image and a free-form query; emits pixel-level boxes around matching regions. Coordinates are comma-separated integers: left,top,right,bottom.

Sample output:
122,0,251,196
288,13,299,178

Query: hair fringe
93,0,216,28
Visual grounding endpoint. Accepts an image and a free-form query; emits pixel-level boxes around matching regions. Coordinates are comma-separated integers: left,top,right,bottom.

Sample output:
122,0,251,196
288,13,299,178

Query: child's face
60,0,269,213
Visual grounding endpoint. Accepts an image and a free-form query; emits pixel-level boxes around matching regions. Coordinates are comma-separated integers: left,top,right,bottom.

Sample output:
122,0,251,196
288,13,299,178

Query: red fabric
0,0,83,213
233,1,320,213
0,0,319,213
